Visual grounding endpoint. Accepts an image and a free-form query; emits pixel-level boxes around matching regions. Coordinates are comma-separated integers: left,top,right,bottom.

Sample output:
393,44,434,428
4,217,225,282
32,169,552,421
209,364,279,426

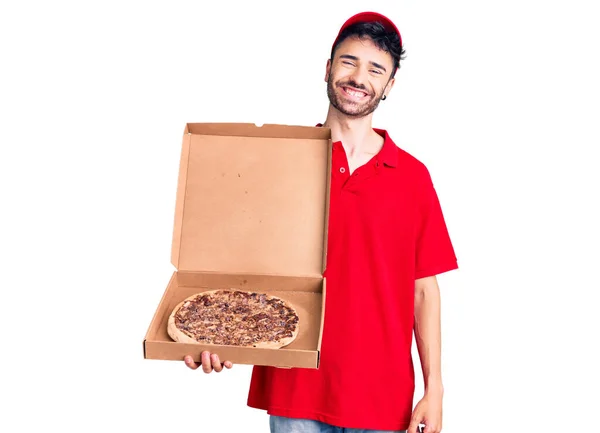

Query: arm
414,275,444,396
408,275,444,433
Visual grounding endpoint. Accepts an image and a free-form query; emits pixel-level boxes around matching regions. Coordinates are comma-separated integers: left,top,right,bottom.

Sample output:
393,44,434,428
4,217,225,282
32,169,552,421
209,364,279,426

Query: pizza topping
172,290,298,347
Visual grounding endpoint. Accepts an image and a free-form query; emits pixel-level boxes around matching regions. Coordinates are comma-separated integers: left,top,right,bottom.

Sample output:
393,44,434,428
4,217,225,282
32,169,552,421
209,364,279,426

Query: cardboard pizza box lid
170,123,331,278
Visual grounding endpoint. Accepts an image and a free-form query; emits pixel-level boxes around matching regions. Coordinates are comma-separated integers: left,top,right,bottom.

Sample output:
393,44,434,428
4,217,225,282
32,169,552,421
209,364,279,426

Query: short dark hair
330,21,406,78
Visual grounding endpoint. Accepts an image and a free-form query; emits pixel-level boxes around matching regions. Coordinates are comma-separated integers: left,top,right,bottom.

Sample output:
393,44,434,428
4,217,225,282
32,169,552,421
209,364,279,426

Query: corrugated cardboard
143,123,331,369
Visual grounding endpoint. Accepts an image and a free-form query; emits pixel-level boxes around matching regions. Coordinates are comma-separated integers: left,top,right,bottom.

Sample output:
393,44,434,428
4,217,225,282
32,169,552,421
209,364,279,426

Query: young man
184,11,458,433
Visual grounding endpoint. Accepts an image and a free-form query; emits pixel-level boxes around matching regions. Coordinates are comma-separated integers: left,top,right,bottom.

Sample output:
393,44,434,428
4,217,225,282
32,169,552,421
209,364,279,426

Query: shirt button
339,167,346,173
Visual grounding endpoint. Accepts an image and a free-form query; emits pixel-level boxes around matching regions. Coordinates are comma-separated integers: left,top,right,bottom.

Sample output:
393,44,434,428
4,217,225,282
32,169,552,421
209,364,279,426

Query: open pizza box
143,123,331,369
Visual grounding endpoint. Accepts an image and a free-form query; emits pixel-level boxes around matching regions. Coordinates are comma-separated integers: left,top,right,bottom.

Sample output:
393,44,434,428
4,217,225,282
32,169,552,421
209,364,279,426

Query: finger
211,353,224,372
224,361,233,369
184,355,200,370
408,419,421,433
201,351,213,373
423,423,440,433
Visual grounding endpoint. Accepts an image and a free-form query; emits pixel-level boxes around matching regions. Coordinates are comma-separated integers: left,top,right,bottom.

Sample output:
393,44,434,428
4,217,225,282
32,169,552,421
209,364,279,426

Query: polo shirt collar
373,128,398,168
316,123,398,168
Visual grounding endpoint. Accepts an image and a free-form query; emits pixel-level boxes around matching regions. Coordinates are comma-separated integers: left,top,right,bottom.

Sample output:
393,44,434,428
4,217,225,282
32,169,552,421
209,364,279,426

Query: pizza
167,289,300,348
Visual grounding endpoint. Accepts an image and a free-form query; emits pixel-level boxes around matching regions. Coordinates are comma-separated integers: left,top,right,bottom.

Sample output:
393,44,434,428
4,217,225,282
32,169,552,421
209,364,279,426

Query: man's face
326,36,395,118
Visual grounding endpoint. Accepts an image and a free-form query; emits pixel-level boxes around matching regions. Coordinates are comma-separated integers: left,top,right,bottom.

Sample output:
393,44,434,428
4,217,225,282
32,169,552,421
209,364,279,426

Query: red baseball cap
331,11,402,52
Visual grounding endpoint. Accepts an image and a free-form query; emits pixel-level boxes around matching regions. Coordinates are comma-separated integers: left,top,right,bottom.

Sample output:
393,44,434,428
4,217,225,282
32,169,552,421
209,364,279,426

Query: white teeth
346,88,366,97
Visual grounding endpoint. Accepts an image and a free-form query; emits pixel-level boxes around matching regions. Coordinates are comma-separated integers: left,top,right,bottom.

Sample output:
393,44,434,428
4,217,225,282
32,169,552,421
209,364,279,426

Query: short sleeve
414,170,458,279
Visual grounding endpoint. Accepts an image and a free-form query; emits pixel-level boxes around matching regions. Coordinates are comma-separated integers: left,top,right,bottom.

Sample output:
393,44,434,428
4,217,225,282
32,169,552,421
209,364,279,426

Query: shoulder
380,129,433,185
398,146,429,175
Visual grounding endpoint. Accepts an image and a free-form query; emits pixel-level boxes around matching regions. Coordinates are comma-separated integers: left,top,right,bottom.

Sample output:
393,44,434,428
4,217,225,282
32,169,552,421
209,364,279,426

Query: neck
322,106,378,157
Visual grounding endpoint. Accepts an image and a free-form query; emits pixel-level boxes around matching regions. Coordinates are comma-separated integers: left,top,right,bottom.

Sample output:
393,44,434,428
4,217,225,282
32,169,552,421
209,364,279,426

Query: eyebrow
339,54,387,73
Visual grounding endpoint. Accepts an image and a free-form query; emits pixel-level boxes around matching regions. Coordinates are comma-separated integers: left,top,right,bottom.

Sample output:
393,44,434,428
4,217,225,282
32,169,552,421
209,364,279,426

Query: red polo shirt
247,127,458,431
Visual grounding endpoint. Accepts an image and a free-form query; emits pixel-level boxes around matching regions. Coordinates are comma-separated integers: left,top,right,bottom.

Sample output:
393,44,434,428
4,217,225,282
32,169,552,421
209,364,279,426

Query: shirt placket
336,146,380,193
333,142,351,186
325,143,349,274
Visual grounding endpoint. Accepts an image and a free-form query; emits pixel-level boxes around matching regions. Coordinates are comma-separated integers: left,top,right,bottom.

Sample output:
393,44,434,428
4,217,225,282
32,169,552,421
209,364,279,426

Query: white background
1,0,598,432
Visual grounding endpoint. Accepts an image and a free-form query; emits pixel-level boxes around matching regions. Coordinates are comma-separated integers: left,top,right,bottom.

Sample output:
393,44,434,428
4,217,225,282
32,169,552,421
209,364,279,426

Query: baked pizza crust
167,289,299,349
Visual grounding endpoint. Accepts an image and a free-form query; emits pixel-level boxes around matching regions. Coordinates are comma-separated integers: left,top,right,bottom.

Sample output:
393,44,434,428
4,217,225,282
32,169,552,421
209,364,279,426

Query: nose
348,65,369,88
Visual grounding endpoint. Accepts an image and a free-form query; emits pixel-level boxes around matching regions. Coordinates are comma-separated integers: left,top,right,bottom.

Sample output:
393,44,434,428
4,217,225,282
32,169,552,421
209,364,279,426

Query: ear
383,76,396,99
325,59,332,83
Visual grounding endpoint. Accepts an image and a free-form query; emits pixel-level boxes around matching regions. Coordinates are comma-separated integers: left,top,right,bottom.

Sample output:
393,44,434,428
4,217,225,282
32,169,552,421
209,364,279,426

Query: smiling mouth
340,86,369,100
